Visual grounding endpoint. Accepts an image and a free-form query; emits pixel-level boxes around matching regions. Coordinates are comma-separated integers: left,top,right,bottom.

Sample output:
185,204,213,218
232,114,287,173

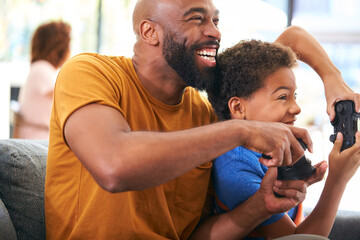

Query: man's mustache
190,40,220,51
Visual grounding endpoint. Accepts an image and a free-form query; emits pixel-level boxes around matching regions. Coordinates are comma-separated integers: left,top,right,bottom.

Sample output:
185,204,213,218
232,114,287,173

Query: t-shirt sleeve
53,53,126,135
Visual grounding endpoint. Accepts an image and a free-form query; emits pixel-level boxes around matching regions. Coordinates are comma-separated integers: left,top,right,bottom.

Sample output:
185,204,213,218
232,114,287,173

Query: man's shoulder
60,53,135,82
66,53,131,67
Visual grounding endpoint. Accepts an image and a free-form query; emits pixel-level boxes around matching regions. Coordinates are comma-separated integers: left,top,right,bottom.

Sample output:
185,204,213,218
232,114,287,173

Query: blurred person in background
14,20,71,139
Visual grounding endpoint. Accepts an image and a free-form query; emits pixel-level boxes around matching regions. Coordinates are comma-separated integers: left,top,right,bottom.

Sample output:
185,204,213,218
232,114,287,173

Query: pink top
17,60,58,139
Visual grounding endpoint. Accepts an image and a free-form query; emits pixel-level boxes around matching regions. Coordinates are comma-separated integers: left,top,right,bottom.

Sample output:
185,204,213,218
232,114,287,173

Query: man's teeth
201,56,215,62
196,50,216,57
196,50,216,62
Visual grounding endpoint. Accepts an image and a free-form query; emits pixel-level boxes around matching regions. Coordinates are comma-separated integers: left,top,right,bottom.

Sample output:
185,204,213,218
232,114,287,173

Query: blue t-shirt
212,146,299,239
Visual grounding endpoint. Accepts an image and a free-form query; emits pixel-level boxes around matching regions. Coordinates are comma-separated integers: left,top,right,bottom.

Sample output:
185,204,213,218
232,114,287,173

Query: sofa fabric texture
0,198,17,240
0,139,48,240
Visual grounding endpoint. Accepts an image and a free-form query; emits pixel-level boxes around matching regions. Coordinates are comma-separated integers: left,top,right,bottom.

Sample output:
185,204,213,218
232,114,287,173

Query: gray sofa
0,139,360,240
0,139,47,240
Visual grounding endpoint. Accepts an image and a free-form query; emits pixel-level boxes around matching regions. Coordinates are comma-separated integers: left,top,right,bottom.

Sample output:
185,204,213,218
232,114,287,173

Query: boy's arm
275,25,360,121
294,132,360,236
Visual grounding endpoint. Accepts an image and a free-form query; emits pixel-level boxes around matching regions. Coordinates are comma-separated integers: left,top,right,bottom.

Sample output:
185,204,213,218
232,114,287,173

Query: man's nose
203,22,221,41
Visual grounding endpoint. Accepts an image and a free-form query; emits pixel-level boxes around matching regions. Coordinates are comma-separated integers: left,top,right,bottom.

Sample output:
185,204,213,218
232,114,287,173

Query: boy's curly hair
208,39,298,120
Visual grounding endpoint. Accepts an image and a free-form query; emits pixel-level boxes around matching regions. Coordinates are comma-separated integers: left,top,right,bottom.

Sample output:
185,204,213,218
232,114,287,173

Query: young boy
207,40,360,239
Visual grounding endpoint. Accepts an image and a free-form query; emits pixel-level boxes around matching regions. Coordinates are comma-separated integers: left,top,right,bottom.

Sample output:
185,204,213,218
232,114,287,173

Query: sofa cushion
329,209,360,240
0,198,17,240
0,139,48,240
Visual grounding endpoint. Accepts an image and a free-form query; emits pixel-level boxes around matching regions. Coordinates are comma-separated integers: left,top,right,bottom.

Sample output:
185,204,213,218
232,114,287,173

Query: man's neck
132,57,187,105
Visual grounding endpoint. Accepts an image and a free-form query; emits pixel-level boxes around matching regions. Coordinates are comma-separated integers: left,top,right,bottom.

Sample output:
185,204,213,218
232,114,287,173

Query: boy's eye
277,95,287,100
294,93,298,99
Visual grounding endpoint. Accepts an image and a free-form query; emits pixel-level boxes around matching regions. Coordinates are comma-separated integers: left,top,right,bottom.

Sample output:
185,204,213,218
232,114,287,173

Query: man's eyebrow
183,8,220,17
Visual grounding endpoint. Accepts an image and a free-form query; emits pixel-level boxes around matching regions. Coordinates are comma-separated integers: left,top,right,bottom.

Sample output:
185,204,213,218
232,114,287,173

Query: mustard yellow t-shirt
45,53,216,240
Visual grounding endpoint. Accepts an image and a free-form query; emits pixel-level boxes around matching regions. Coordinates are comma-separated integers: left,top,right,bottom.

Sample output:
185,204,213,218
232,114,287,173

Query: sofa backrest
0,139,48,240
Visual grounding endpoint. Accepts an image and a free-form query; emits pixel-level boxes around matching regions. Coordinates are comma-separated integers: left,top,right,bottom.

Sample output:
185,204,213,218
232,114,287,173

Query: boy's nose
291,102,301,115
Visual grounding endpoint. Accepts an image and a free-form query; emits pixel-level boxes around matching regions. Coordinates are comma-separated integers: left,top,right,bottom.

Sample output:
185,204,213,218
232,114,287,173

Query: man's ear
139,20,159,46
228,97,246,119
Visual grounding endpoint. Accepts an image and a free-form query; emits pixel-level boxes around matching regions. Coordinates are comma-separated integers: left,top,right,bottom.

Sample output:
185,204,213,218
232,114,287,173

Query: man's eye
213,18,219,25
294,93,298,99
190,16,203,21
278,95,287,100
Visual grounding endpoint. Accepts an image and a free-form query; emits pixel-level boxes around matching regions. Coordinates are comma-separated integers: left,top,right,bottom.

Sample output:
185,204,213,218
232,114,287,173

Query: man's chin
188,75,215,91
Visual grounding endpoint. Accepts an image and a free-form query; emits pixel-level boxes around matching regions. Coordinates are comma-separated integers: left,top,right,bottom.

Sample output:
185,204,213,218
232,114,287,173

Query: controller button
329,134,336,143
336,104,344,113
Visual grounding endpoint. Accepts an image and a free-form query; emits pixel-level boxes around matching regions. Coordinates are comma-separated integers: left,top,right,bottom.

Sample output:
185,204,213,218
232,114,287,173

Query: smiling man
44,0,360,239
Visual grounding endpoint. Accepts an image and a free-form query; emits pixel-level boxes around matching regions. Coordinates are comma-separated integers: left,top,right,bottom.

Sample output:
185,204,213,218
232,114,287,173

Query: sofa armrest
0,198,17,240
0,139,48,240
329,209,360,240
304,208,360,240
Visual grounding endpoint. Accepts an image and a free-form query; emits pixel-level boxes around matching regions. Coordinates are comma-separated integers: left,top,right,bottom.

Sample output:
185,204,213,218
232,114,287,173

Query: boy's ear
228,97,246,119
140,20,159,46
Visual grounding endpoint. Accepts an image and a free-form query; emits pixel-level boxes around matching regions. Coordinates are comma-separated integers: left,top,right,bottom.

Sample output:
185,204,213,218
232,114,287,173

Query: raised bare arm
275,25,360,120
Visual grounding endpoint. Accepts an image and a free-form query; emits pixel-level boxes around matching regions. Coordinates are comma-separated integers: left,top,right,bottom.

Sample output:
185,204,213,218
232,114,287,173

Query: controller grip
275,139,316,197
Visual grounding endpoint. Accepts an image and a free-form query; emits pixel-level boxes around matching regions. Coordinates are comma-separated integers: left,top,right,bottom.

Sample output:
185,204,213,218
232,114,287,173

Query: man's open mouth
196,49,216,63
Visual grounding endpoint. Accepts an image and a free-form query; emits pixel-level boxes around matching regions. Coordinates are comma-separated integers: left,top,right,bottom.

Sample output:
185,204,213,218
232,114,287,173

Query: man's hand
242,120,312,168
260,161,327,214
323,75,360,121
258,167,307,214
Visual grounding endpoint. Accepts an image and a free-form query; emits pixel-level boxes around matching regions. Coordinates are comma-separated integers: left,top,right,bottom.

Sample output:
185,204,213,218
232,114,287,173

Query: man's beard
162,33,217,91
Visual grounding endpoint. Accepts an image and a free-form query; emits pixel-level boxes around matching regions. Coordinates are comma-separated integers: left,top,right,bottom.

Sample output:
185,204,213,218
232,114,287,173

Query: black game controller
277,139,316,181
329,100,360,151
275,139,316,197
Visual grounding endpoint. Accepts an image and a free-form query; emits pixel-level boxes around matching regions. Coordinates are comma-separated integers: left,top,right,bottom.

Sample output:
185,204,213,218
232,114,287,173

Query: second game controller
329,100,360,151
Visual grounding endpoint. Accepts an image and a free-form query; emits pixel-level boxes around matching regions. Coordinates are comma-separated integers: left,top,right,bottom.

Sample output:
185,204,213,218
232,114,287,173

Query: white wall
0,75,10,139
0,61,28,139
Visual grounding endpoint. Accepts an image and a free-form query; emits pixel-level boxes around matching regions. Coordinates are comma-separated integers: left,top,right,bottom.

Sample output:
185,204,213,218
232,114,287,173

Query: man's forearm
191,191,271,240
107,120,249,191
66,104,308,193
275,25,341,80
65,104,251,193
275,25,360,120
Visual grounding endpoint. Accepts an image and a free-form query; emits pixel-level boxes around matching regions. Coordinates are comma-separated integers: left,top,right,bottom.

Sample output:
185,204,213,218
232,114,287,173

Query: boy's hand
328,132,360,184
303,161,328,186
